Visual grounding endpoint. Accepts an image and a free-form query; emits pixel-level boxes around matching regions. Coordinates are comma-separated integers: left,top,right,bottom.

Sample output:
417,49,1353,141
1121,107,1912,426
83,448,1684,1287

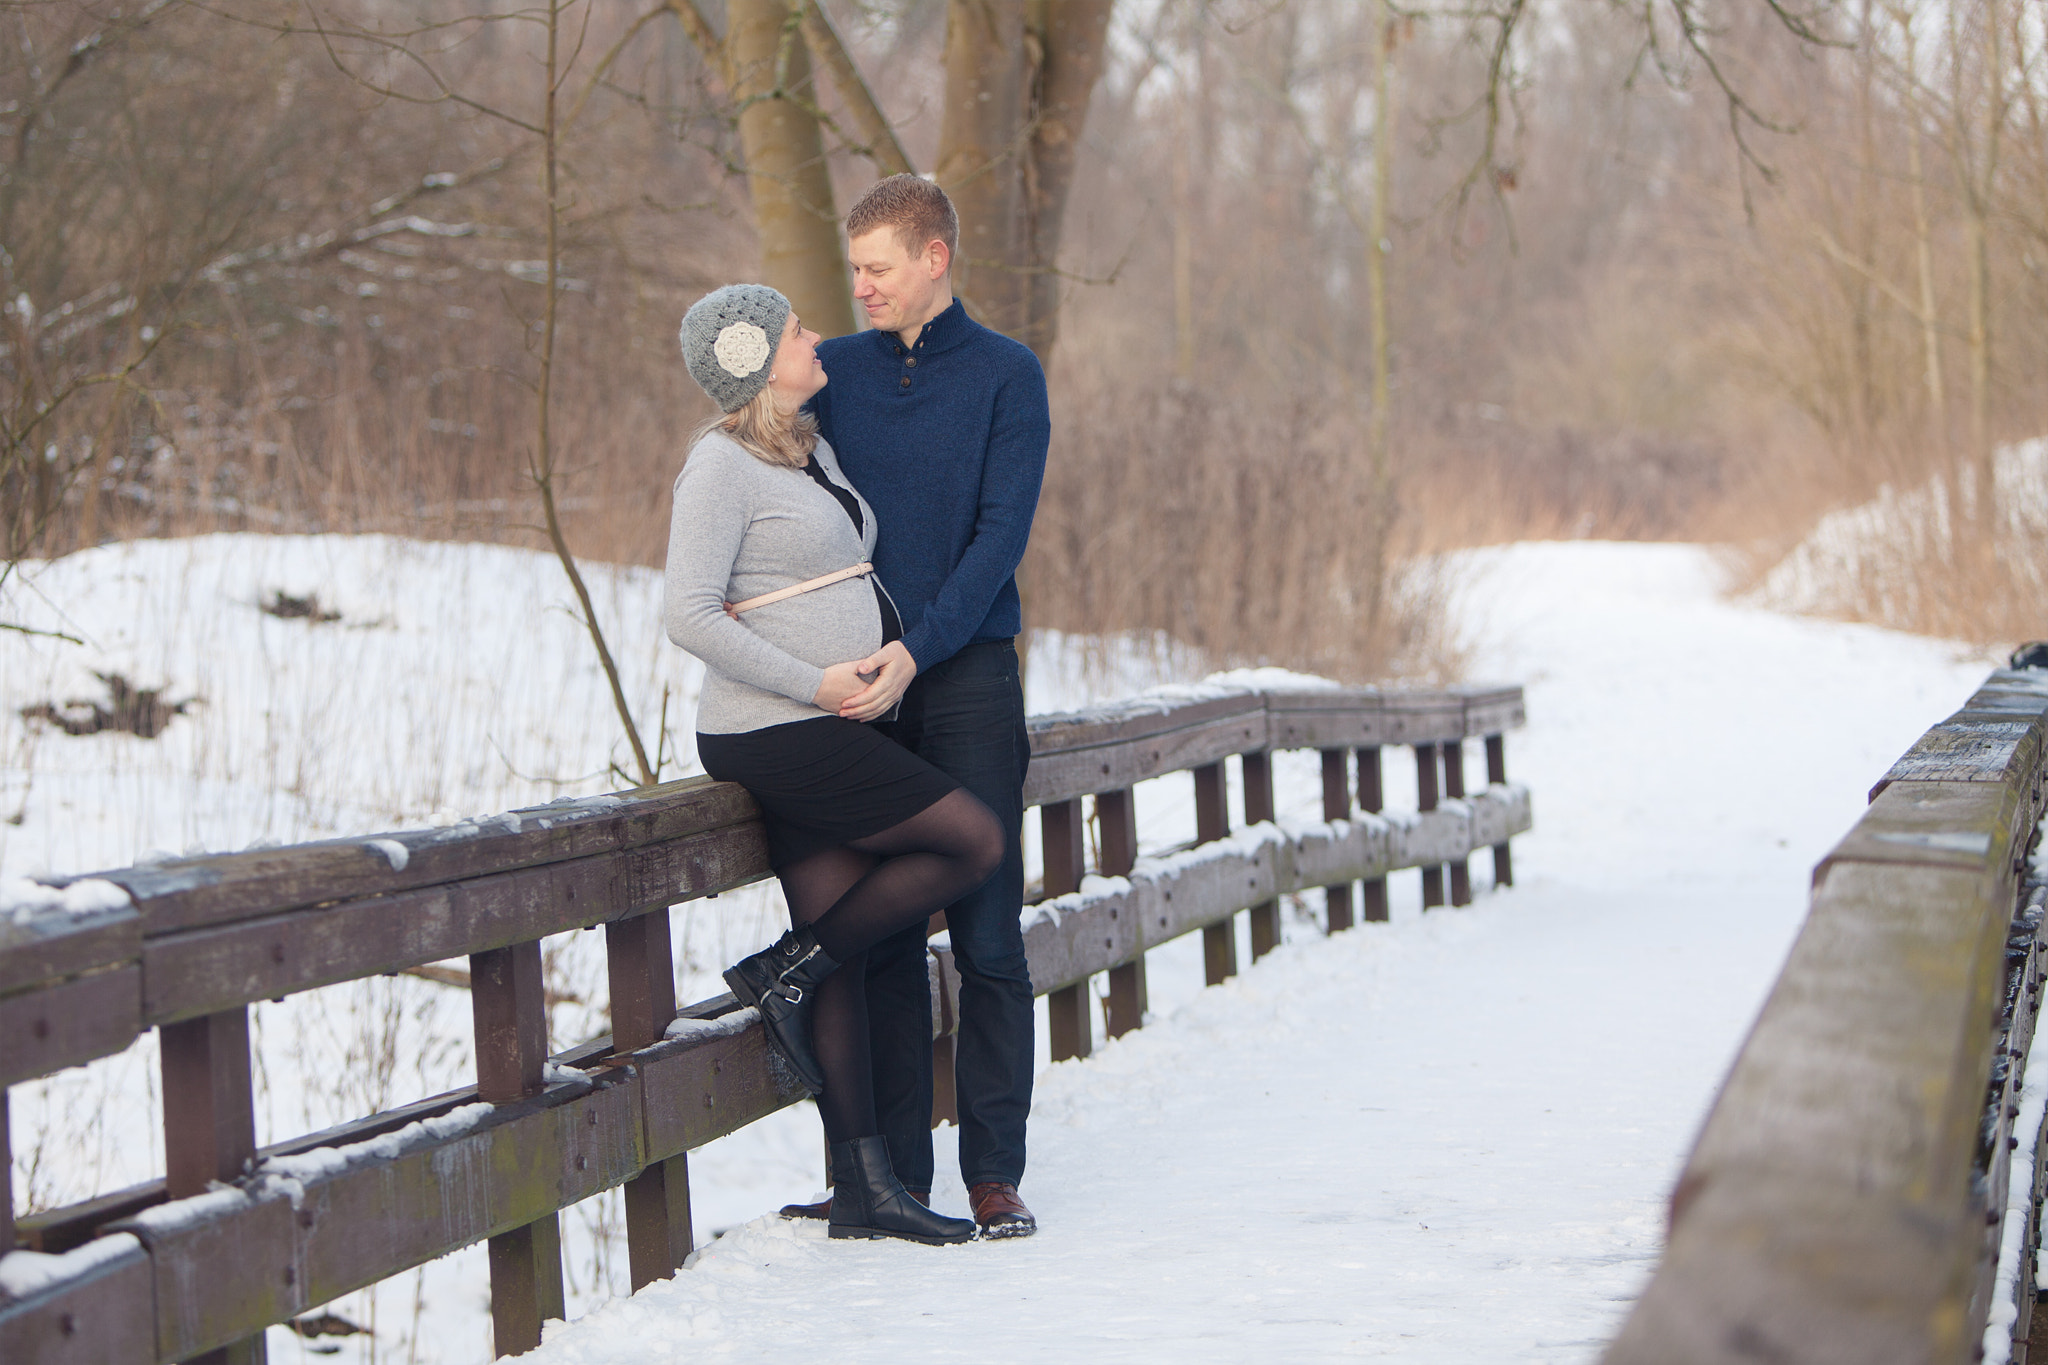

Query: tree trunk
936,0,1030,337
1363,0,1398,652
1018,0,1114,363
729,0,856,338
1895,8,1948,449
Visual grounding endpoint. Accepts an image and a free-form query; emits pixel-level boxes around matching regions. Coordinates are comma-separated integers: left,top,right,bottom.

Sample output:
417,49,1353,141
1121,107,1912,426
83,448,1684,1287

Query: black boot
722,925,840,1096
828,1137,977,1245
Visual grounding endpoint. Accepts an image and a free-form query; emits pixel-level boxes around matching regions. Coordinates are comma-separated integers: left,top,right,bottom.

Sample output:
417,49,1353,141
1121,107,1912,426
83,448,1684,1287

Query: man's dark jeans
868,638,1033,1191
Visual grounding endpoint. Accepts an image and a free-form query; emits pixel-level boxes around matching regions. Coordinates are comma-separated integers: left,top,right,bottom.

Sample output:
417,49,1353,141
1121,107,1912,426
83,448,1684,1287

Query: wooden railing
0,681,1528,1364
1604,664,2048,1365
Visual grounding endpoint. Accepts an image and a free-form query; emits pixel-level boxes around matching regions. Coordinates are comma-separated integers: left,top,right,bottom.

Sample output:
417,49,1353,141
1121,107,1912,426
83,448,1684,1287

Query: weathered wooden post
472,940,563,1358
1359,746,1389,921
160,1005,264,1365
1443,739,1473,907
1320,749,1355,932
1098,787,1145,1037
1243,751,1282,959
1041,799,1091,1060
1194,762,1238,984
605,911,692,1290
1415,743,1445,908
1485,734,1514,887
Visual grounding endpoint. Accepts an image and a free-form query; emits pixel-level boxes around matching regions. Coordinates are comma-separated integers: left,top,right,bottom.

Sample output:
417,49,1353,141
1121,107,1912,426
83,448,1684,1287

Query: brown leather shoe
968,1182,1037,1239
778,1190,928,1220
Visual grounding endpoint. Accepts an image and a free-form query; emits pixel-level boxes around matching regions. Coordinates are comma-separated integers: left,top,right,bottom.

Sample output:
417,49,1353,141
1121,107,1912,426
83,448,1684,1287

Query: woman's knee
960,796,1004,884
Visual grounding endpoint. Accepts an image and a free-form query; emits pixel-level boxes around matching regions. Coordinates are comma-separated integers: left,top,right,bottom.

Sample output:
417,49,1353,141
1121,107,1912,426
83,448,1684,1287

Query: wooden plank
1024,878,1150,999
1026,691,1267,759
1605,861,2014,1365
1818,780,2024,886
1025,701,1270,808
1444,741,1473,908
1046,983,1092,1062
637,1014,800,1160
488,1217,565,1357
106,1073,642,1362
1021,789,1528,996
0,1234,156,1365
79,777,760,935
1360,746,1390,920
161,1008,257,1199
1873,716,2042,797
618,1154,692,1293
1097,789,1146,1039
604,911,677,1054
0,903,139,997
1321,748,1354,933
1459,685,1528,739
1416,743,1445,910
1243,752,1283,959
1382,693,1470,746
1193,762,1238,985
0,967,141,1088
1264,690,1392,749
142,823,767,1025
1040,800,1085,899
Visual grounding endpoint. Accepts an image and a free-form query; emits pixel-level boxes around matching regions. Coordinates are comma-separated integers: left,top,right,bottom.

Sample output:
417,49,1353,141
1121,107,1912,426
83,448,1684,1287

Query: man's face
848,228,943,336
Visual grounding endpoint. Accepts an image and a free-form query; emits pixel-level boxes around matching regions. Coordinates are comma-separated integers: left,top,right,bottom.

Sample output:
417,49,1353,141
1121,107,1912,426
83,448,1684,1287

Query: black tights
777,789,1004,1146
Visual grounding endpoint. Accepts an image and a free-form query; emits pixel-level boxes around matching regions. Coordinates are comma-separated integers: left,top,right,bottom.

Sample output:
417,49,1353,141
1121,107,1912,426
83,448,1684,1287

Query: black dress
694,454,957,871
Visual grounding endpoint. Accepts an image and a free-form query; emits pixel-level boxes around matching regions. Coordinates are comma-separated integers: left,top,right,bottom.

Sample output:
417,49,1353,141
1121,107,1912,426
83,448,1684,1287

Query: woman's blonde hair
695,384,818,469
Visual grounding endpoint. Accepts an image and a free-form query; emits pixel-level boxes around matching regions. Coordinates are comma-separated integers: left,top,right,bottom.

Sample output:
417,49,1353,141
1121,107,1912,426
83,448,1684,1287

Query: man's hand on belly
839,640,917,722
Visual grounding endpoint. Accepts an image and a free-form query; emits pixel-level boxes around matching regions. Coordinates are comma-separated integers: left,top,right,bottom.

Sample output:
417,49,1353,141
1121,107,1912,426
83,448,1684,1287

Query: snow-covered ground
1,535,2005,1362
1760,436,2048,626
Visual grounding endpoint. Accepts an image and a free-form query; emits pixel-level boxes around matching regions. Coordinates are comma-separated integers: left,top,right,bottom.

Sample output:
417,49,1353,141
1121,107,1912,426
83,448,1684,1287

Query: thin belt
727,562,873,615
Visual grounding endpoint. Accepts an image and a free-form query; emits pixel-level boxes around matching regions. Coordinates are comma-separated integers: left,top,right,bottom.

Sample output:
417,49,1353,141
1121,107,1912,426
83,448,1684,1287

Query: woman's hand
838,641,917,722
813,661,869,713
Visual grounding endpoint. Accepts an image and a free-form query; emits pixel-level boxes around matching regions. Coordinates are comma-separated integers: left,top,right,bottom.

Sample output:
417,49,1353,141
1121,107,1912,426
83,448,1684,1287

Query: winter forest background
9,0,2048,676
4,1,2048,1359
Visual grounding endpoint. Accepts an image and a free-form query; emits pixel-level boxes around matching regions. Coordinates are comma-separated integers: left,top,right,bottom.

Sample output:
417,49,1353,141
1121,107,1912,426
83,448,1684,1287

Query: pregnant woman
664,284,997,1246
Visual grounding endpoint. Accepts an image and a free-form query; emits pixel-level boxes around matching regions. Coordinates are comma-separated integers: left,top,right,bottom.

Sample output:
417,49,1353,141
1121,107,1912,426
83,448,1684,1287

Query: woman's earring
769,372,777,381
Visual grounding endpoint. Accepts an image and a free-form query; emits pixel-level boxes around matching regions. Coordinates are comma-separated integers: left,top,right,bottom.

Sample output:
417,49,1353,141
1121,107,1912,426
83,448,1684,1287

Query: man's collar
879,297,972,356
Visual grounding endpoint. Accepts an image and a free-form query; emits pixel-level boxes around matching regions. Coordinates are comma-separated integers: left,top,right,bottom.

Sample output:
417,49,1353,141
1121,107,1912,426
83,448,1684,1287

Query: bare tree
277,0,672,785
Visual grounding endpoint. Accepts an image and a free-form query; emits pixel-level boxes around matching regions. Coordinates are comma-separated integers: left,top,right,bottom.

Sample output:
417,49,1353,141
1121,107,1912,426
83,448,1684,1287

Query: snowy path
524,543,2001,1364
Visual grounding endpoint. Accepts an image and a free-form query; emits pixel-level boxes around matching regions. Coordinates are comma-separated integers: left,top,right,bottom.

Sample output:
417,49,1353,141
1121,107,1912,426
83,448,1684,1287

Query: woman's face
765,312,826,410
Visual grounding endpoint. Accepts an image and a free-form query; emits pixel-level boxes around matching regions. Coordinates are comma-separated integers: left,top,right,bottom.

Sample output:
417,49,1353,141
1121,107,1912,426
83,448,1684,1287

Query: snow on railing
0,681,1528,1362
1603,662,2048,1365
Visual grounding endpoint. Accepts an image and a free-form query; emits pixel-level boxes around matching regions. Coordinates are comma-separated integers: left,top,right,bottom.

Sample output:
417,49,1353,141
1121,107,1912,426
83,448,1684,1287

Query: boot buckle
773,982,804,1005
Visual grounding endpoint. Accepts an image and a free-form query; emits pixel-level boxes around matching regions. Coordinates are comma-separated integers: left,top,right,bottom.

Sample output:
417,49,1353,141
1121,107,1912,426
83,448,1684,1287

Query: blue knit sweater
811,299,1050,671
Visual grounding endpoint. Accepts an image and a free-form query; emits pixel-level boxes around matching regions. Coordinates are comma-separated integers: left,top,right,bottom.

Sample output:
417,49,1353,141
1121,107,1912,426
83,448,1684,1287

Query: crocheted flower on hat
713,321,770,378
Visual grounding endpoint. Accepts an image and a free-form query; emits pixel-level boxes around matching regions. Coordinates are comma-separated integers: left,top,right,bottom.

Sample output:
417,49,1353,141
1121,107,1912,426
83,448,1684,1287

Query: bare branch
798,0,915,176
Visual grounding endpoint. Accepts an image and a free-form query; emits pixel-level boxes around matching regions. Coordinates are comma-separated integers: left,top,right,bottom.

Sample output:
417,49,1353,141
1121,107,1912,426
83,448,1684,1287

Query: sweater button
899,376,911,388
905,357,917,367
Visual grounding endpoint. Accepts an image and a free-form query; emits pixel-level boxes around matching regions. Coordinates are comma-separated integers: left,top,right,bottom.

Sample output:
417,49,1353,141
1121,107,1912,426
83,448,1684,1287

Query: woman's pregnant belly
738,574,885,672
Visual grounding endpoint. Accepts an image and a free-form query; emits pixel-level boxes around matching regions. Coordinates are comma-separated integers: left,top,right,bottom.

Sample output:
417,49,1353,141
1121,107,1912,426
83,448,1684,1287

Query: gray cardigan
664,430,889,735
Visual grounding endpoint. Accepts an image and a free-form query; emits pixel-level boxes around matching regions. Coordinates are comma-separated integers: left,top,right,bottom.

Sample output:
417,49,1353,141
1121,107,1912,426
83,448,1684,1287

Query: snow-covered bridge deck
521,544,2005,1363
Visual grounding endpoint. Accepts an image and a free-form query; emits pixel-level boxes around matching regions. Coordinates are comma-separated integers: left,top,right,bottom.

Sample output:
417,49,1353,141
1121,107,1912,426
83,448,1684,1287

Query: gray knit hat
680,284,791,412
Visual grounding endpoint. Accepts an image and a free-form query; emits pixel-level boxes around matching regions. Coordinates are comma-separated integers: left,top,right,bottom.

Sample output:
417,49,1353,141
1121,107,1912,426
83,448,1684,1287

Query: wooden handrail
1603,666,2048,1365
0,680,1528,1362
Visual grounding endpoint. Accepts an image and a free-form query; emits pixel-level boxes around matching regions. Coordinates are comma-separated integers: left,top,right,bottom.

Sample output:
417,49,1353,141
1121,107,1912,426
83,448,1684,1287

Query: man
791,173,1049,1238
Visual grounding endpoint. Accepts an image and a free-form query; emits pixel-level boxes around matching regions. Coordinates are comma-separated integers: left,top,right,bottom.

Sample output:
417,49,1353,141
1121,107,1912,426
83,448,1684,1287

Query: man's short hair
845,174,959,262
